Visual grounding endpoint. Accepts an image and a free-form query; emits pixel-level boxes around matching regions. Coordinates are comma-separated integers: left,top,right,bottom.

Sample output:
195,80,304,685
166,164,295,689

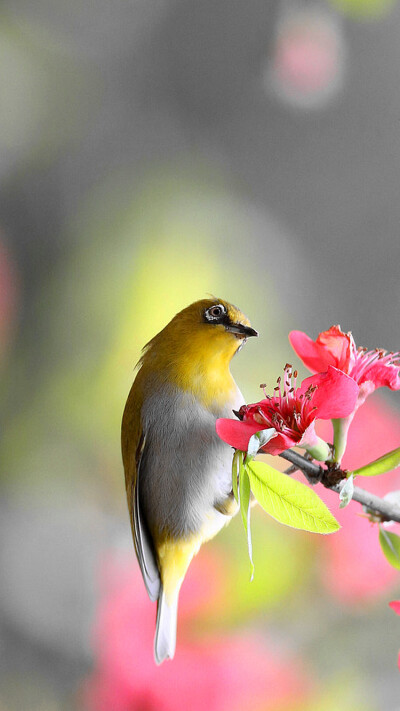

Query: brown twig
279,449,400,524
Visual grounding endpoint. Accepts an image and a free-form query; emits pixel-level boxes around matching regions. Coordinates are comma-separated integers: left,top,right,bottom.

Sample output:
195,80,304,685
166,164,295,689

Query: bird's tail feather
154,587,178,665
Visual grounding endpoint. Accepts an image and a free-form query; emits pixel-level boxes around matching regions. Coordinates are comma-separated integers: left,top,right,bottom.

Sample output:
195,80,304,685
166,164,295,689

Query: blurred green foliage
330,0,395,19
215,510,315,621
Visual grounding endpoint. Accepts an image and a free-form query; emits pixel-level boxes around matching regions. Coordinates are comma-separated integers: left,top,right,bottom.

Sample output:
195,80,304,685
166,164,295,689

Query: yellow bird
121,298,258,663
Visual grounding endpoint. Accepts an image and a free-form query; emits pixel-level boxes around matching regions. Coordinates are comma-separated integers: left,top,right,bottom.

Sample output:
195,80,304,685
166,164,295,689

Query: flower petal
262,431,298,456
216,418,269,451
289,326,352,373
356,380,376,409
316,326,354,372
298,421,320,449
289,330,332,373
301,366,359,420
359,362,400,391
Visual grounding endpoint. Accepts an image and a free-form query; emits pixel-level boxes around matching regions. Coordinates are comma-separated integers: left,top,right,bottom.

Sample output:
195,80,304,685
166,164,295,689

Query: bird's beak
226,323,259,338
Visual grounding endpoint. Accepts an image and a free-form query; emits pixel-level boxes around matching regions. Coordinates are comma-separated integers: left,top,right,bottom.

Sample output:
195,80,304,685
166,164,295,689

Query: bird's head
200,296,258,343
139,298,258,407
159,297,257,354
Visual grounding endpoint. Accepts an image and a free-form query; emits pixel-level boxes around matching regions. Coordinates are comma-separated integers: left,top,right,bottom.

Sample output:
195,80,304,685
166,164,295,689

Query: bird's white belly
140,384,244,540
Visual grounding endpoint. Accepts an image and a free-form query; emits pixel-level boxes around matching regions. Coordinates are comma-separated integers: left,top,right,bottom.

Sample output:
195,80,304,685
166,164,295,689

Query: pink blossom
289,326,400,410
82,551,311,711
315,397,400,603
266,7,344,111
389,601,400,671
216,365,358,458
276,32,337,92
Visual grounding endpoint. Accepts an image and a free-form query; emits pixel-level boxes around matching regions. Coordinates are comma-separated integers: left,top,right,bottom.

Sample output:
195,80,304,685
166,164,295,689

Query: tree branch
280,450,322,483
279,449,400,524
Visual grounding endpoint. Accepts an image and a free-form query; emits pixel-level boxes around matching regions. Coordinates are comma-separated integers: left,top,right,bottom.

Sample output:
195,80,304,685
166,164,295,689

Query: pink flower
216,365,358,458
82,551,311,711
289,326,400,409
389,601,400,671
275,27,338,92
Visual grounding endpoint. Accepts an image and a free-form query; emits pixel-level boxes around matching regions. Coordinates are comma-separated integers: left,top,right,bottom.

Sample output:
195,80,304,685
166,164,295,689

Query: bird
121,298,258,664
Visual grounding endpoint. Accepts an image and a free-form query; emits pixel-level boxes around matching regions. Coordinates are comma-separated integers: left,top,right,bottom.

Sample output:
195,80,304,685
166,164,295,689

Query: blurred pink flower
265,7,345,111
289,326,400,410
389,601,400,615
315,397,400,603
275,25,337,92
83,550,311,711
389,601,400,671
216,365,358,457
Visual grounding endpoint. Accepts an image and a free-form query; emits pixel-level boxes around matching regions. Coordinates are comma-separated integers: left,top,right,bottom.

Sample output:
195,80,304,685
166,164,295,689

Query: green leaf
239,463,250,530
379,526,400,570
239,459,254,580
246,428,276,462
231,450,240,503
352,446,400,478
339,473,354,509
247,461,340,534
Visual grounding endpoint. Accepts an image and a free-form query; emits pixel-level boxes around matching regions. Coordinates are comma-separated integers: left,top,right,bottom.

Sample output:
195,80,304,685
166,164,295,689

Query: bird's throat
169,346,239,410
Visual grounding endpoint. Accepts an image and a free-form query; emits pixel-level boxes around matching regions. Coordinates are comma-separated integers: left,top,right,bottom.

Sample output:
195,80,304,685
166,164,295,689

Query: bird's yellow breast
141,325,239,410
168,327,240,408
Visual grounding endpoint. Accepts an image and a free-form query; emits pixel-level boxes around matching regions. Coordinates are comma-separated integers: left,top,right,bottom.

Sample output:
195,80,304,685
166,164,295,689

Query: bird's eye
205,304,226,321
209,305,223,317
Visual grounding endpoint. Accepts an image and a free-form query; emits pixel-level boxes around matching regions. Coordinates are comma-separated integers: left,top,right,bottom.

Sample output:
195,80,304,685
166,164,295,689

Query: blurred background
0,0,400,708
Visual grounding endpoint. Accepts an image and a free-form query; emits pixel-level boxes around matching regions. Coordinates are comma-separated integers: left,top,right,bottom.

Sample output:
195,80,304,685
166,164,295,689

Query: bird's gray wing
133,432,161,602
